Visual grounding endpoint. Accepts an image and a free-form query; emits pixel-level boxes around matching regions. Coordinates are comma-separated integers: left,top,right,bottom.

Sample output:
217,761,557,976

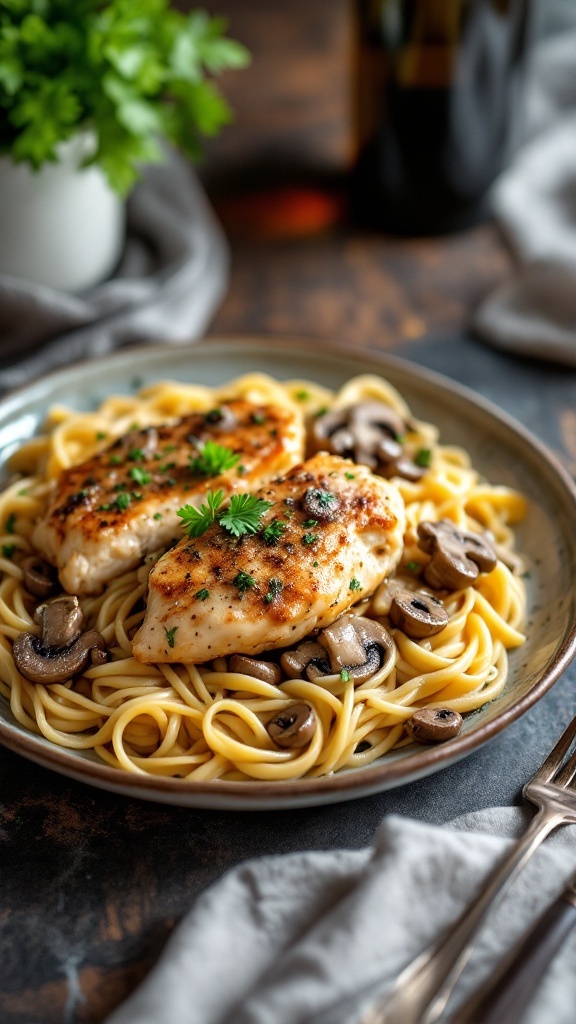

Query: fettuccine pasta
0,373,527,781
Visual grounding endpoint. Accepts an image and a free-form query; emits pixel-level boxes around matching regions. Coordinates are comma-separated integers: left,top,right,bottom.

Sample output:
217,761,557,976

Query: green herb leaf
189,440,239,477
164,625,178,649
129,466,152,485
195,588,210,601
233,570,256,593
5,513,16,534
177,490,224,537
349,578,362,591
302,532,318,545
219,494,273,538
265,578,283,603
414,448,432,468
261,519,286,546
340,669,351,682
2,544,16,559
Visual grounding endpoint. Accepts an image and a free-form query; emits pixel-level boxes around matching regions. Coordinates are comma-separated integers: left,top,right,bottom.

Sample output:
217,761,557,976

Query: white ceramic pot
0,132,125,292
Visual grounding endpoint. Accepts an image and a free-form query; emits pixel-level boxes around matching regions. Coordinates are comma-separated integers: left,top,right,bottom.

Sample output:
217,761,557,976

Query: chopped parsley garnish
345,472,355,480
5,513,16,534
109,454,123,465
233,570,256,592
17,488,29,496
96,431,108,441
178,491,272,539
219,495,274,538
314,405,329,418
116,492,132,511
302,518,319,528
251,411,266,425
349,578,362,591
153,512,163,520
189,440,239,477
265,578,283,603
164,626,178,648
236,464,246,476
128,448,146,462
405,560,421,572
163,444,177,453
2,544,16,559
302,532,318,545
159,461,176,472
295,389,310,401
414,448,432,468
340,669,351,682
130,466,152,486
262,520,286,545
195,589,210,601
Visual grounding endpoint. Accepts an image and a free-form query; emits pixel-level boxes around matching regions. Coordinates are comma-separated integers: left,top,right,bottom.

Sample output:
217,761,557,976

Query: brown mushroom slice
280,641,331,681
13,629,108,685
266,702,317,748
405,708,463,744
229,654,282,686
301,487,340,523
317,613,395,684
390,589,449,639
417,519,497,590
20,554,59,599
34,595,84,648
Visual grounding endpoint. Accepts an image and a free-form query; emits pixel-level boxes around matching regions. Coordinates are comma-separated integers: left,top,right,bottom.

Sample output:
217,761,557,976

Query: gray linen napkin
472,9,576,366
0,148,229,392
104,808,576,1024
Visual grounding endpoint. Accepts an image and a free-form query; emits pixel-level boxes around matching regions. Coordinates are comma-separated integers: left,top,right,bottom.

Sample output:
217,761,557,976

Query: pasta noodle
0,373,527,781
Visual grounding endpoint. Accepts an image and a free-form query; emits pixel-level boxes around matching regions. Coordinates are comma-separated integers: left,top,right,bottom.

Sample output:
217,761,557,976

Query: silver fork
360,711,576,1024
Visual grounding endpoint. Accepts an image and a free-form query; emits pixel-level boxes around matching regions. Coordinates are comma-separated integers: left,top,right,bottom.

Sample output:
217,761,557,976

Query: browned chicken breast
33,400,305,594
132,452,405,664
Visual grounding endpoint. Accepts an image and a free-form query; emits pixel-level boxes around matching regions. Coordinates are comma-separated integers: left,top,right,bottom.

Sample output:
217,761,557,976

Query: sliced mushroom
13,629,108,685
301,487,340,523
389,589,449,639
266,703,317,748
417,519,497,590
405,708,463,744
317,613,395,684
34,595,84,648
20,554,59,599
229,654,282,686
281,641,331,680
311,402,426,481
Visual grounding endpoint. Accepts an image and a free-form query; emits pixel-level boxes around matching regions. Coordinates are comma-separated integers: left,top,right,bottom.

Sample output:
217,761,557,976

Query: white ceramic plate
1,337,576,809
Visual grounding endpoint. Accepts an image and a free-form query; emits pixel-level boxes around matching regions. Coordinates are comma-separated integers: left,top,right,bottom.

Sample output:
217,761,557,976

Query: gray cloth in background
473,6,576,366
0,149,229,392
105,808,576,1024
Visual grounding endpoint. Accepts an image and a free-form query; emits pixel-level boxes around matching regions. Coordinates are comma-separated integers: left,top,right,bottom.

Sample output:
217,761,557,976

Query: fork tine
550,745,576,788
528,712,576,787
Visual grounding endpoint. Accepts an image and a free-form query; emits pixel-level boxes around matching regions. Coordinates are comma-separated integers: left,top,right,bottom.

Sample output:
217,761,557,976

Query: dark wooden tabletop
2,3,576,1022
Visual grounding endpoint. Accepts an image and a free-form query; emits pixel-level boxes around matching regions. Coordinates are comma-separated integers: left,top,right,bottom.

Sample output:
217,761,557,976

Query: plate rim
1,334,576,808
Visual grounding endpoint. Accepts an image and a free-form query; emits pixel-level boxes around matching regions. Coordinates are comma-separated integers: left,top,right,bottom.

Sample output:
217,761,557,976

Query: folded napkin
473,8,576,366
105,808,576,1024
0,148,229,392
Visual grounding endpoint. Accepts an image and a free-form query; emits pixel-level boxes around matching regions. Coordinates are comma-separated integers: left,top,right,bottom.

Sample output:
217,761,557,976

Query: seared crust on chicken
33,400,305,595
132,452,405,664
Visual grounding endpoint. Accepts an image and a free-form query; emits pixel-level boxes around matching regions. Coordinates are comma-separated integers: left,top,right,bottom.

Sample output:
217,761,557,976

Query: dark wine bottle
350,0,533,235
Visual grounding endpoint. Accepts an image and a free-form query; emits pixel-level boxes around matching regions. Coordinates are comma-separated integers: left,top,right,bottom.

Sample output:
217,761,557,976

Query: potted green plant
0,0,249,291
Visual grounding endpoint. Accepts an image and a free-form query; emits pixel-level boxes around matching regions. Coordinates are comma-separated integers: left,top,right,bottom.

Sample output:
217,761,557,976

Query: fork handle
374,807,564,1024
448,881,576,1024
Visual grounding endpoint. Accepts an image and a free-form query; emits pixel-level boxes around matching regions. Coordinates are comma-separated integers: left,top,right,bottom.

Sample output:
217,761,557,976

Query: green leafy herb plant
0,0,250,194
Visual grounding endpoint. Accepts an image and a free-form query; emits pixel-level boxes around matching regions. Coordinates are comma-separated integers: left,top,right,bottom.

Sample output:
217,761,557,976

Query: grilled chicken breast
132,452,405,664
33,400,305,595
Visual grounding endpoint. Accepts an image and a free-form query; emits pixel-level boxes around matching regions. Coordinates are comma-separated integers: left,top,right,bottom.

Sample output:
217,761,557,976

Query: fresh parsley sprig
189,440,240,478
178,491,273,539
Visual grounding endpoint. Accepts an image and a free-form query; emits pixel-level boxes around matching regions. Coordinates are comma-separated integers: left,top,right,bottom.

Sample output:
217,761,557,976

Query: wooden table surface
2,3,576,1022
